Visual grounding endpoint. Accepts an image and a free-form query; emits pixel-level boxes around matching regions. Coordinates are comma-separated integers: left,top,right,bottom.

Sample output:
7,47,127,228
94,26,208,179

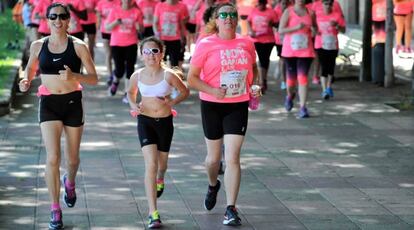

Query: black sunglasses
48,13,70,21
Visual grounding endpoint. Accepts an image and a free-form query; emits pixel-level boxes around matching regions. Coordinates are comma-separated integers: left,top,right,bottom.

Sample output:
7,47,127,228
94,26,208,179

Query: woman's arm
71,40,98,85
187,65,226,100
127,70,140,111
278,9,303,34
165,70,189,106
19,40,41,92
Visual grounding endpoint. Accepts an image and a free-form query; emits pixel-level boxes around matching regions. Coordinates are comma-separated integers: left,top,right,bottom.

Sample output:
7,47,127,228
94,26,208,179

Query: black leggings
254,42,275,69
111,44,138,79
163,40,183,67
316,49,338,77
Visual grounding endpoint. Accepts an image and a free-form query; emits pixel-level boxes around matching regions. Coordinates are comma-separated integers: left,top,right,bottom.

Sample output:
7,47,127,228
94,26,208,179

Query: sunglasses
48,13,70,21
217,12,238,20
142,48,161,55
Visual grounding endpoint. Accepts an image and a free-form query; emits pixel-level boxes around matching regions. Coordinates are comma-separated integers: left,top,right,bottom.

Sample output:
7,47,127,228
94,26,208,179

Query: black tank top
38,36,82,74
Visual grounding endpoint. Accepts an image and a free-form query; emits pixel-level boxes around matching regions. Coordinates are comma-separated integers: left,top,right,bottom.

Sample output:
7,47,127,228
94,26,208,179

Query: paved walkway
1,40,414,230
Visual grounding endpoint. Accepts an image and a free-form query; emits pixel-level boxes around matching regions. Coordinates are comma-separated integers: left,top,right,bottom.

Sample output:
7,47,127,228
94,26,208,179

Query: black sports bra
38,36,82,75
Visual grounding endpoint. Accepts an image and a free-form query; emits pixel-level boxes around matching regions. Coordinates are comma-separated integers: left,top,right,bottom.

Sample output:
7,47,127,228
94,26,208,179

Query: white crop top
137,70,174,97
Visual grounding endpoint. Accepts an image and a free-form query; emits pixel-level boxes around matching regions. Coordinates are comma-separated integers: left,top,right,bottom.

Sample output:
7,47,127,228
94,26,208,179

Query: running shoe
322,91,330,100
49,209,63,230
122,94,129,104
312,76,320,85
326,87,334,98
204,179,221,211
284,93,295,112
298,107,310,118
109,81,119,96
156,178,164,198
106,74,114,86
280,81,287,90
223,205,241,226
62,174,76,208
148,210,162,229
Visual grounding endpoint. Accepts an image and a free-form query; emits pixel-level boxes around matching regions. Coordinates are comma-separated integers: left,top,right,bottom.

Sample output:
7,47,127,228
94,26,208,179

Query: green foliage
0,9,25,90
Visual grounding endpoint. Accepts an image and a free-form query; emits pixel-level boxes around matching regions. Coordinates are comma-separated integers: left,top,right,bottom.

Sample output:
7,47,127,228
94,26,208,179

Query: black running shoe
223,205,241,226
49,209,63,230
62,174,76,208
204,179,221,211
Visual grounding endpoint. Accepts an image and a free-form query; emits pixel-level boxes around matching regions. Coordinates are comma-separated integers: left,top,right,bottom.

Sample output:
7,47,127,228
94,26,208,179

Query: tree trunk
384,0,394,87
360,0,372,82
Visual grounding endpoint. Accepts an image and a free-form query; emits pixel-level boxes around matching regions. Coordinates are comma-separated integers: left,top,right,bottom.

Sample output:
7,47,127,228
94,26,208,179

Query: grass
0,9,25,96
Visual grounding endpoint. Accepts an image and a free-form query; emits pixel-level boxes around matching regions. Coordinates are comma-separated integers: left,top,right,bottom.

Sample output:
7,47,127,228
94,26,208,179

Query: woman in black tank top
18,3,97,230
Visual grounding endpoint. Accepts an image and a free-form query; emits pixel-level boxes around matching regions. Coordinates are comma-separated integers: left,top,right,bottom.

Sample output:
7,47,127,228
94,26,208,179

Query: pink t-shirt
182,0,197,24
190,34,256,103
154,2,188,41
53,0,86,34
107,6,143,46
372,0,386,21
394,0,412,15
248,7,276,43
136,0,158,27
281,7,315,58
273,3,290,45
96,0,116,33
314,11,345,50
33,0,51,34
237,0,257,16
30,0,42,25
311,0,344,17
80,0,99,25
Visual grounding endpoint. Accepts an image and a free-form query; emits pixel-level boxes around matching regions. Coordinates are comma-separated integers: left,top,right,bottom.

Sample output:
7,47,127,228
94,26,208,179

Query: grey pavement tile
345,177,397,189
348,215,412,230
193,213,254,230
296,214,360,230
237,191,290,215
259,176,311,189
361,188,414,206
337,206,392,215
243,214,307,230
399,215,414,225
89,213,144,229
319,188,384,208
278,157,338,177
284,201,342,215
272,189,327,202
304,177,354,188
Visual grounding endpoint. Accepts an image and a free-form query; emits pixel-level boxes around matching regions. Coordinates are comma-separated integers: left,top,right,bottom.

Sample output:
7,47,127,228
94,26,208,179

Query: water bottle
249,85,261,110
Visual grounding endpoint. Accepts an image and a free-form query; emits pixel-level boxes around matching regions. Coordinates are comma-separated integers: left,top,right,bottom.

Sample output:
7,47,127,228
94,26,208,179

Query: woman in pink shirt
153,0,188,68
80,0,99,59
188,3,259,226
372,0,386,86
394,0,413,53
105,0,143,102
247,0,277,93
135,0,158,38
32,0,52,37
314,0,345,99
96,0,118,85
279,0,316,118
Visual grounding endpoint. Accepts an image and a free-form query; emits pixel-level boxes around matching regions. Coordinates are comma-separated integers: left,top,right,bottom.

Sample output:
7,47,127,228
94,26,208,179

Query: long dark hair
46,2,70,18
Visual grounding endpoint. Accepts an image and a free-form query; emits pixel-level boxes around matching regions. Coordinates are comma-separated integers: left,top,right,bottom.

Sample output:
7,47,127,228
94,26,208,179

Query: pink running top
107,6,143,46
372,0,386,21
154,2,189,41
247,7,277,43
80,0,99,25
136,0,158,27
394,0,413,15
309,0,344,16
190,34,256,103
96,0,118,34
281,6,316,58
182,0,198,24
314,10,345,50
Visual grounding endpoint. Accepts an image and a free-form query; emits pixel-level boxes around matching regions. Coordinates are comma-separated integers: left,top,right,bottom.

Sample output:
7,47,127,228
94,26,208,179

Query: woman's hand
130,102,144,117
58,65,75,81
18,78,30,92
212,86,226,100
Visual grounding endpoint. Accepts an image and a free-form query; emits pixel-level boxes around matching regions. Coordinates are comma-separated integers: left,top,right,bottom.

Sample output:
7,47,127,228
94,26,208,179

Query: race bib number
322,34,337,50
290,34,308,50
220,70,248,98
162,23,177,37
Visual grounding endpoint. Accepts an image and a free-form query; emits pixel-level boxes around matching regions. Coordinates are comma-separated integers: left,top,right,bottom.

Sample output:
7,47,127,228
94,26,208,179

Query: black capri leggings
316,49,338,77
254,42,275,69
163,40,182,67
111,44,138,79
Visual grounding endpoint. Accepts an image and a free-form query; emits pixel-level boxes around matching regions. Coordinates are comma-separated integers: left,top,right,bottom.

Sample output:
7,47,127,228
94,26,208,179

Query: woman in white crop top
126,36,189,229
